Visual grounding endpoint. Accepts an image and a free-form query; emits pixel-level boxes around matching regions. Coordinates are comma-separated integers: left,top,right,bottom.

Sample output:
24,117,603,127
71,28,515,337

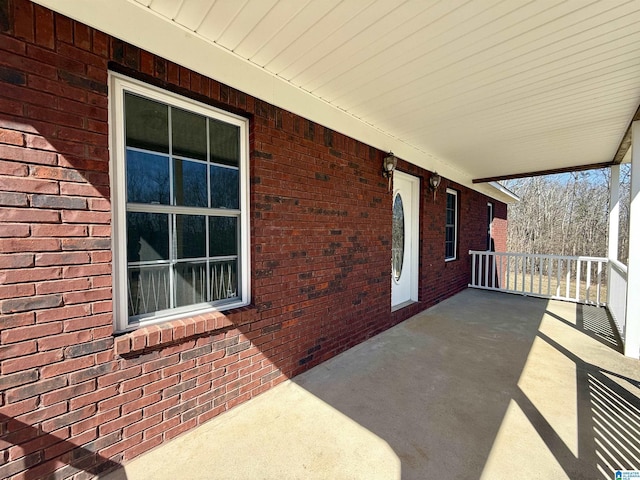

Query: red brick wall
0,1,508,478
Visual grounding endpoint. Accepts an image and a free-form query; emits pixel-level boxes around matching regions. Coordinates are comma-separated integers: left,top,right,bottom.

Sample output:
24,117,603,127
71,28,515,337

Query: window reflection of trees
124,93,242,320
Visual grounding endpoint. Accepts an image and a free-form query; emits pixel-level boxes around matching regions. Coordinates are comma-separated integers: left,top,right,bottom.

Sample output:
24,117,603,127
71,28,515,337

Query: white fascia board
34,0,509,204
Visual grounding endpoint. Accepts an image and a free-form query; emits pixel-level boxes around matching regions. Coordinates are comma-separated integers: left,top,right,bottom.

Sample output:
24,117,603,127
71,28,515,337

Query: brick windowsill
114,309,249,355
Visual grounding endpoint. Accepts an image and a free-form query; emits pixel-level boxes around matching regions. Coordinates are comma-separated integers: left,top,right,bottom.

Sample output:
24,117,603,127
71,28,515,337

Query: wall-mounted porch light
429,171,441,201
383,152,397,192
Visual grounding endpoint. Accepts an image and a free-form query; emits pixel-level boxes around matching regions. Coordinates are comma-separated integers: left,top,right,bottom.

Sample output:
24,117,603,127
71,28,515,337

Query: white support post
609,164,620,261
608,163,620,307
625,122,640,358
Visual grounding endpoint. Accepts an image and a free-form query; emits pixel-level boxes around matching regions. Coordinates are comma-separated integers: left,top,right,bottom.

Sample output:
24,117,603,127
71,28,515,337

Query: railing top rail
468,250,608,263
609,258,628,274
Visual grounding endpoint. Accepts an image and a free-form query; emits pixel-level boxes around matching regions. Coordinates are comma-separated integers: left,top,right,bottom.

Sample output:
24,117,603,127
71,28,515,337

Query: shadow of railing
516,331,640,478
0,415,125,480
544,304,623,353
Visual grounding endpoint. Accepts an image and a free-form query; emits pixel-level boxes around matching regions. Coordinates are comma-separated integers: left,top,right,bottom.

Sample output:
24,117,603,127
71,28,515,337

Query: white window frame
487,201,494,251
445,188,458,261
109,73,250,332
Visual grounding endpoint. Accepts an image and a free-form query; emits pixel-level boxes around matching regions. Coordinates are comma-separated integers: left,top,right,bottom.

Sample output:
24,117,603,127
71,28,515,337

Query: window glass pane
392,193,404,281
126,149,170,204
128,265,170,316
210,119,239,166
173,159,207,207
210,165,239,209
172,108,207,160
125,93,169,153
176,215,206,259
174,261,207,307
210,259,238,301
447,192,455,209
209,216,238,256
127,212,169,262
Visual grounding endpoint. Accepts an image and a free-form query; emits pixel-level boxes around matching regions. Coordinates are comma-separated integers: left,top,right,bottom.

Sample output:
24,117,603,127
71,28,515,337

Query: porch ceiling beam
472,161,614,184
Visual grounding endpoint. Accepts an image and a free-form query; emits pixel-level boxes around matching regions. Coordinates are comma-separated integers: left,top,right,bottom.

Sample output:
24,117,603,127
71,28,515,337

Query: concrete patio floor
100,289,640,480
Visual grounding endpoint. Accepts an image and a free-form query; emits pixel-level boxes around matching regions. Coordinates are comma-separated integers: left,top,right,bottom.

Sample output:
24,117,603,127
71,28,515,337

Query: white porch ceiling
35,0,640,199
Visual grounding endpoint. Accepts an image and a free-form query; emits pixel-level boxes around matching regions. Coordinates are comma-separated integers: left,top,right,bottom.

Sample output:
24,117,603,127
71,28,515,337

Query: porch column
625,122,640,358
608,164,620,262
607,164,620,310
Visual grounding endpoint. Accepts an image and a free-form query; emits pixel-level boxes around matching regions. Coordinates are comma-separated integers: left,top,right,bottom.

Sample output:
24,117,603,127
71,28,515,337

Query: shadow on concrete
0,414,125,480
293,289,548,479
517,330,640,479
291,289,640,479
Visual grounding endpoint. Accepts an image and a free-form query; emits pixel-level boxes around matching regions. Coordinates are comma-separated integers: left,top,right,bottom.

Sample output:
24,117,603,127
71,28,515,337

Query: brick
121,371,162,392
1,349,63,374
63,287,111,305
30,165,84,181
0,206,59,223
1,321,61,343
31,224,88,237
35,251,90,266
0,128,24,145
71,407,119,436
41,381,96,408
63,263,110,278
0,191,27,206
40,355,94,379
0,223,29,237
0,368,39,390
97,365,141,388
0,396,38,418
37,329,92,351
0,452,42,479
14,399,67,426
35,303,90,323
62,238,111,250
64,337,113,358
63,312,111,332
0,144,57,166
69,385,118,409
5,375,66,403
31,194,87,210
12,0,34,42
68,361,116,384
0,252,33,269
0,282,34,299
0,266,60,284
0,237,60,253
60,210,110,224
99,410,142,435
35,277,90,295
94,387,139,415
1,294,62,314
1,311,35,328
0,340,36,361
33,4,54,49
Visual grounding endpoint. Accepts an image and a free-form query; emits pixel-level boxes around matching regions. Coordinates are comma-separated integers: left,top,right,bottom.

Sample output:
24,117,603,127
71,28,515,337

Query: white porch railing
469,251,608,306
607,259,628,340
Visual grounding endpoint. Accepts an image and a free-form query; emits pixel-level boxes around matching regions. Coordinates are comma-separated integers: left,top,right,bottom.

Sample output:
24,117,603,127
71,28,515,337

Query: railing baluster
576,259,581,302
471,252,476,287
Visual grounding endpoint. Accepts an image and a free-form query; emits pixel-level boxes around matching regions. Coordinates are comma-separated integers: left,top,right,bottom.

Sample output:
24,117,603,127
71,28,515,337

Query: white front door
391,171,420,308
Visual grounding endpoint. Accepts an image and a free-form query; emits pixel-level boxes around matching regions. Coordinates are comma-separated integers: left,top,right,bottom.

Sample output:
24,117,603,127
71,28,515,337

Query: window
445,188,458,261
110,74,250,331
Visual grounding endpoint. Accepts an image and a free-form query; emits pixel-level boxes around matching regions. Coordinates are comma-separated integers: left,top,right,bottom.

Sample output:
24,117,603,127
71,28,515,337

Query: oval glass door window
392,193,405,281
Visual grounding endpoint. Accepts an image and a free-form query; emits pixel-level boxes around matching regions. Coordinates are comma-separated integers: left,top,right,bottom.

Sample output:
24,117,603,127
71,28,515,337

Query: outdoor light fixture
383,152,397,192
429,171,442,201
